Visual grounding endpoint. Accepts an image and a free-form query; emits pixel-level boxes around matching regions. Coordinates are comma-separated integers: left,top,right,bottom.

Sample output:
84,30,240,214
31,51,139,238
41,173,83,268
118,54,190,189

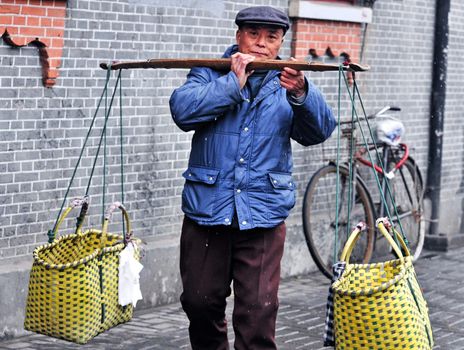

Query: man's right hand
231,53,255,90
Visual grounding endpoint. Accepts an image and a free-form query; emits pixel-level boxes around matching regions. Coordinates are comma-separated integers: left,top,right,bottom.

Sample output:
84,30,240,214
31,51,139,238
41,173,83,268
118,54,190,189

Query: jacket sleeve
289,79,336,146
169,67,244,132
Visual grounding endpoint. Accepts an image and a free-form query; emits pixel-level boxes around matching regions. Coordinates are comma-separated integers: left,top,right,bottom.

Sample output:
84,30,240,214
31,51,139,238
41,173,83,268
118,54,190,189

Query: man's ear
236,29,241,43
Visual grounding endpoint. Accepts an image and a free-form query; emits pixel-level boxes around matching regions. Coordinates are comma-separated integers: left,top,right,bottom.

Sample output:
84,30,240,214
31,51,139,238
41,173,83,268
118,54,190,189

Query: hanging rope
47,67,125,243
334,66,343,263
335,68,410,248
352,82,408,244
346,73,357,238
119,71,126,238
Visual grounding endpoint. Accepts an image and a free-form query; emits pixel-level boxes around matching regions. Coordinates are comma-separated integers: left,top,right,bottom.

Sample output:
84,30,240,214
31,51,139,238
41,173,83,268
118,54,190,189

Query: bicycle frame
328,160,374,232
355,143,408,218
302,106,426,279
339,107,424,240
356,143,409,178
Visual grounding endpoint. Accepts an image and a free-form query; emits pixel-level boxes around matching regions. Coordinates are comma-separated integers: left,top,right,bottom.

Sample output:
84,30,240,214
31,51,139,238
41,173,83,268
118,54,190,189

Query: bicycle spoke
388,158,425,259
303,165,375,279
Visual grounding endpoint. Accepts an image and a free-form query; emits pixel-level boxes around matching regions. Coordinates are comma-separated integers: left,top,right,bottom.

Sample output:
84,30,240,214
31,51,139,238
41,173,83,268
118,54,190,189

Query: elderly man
169,6,336,350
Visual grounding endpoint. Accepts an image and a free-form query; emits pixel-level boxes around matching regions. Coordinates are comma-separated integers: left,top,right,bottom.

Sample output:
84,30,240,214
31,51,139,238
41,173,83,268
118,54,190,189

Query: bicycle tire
386,157,425,261
302,164,375,279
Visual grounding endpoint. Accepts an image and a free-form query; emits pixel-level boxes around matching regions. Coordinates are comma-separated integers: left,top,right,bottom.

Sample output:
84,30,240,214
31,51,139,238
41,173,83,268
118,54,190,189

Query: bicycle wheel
302,164,375,279
386,157,425,260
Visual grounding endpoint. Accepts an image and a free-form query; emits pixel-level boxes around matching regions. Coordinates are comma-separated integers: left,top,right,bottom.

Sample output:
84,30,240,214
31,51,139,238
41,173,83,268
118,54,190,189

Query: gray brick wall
1,0,463,265
357,0,464,236
0,0,292,260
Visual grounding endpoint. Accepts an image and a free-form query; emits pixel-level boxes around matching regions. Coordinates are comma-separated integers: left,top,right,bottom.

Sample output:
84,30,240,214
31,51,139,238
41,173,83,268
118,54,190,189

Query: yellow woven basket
24,198,140,344
332,218,433,350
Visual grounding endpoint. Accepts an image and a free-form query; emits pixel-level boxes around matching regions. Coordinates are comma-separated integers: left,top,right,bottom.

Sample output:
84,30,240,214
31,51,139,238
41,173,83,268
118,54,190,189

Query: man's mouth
251,52,268,58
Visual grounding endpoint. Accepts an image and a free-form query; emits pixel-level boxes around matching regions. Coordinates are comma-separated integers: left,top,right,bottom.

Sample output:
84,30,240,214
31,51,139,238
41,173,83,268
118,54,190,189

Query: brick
26,16,40,27
39,16,53,27
0,239,8,249
8,234,35,246
0,5,20,14
0,15,13,25
0,248,15,258
46,7,66,18
14,172,38,182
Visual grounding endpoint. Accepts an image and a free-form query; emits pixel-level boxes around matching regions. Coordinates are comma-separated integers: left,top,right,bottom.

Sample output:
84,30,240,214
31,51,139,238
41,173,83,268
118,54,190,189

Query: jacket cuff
286,78,309,105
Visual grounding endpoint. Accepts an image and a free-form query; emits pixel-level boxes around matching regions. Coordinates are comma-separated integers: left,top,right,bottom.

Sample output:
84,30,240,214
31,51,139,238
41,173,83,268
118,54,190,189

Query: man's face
236,24,284,60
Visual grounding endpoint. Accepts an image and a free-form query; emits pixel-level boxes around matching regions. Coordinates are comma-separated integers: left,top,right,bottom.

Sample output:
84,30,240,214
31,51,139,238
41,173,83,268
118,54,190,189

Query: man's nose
256,33,266,46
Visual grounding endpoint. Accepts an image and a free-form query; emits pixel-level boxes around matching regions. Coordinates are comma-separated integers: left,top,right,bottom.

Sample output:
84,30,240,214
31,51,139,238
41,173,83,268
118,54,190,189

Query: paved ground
1,247,463,349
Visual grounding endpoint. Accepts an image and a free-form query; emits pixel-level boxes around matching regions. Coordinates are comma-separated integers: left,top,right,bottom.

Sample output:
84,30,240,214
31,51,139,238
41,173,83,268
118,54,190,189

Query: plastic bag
118,243,143,307
375,116,405,146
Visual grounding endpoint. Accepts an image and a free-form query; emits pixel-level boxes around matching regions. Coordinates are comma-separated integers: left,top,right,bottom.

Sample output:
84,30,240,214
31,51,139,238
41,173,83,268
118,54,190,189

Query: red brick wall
291,18,363,61
0,0,66,87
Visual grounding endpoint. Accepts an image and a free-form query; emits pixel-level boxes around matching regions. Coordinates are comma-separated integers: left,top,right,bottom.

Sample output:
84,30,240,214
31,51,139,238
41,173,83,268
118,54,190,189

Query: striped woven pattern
24,228,139,344
332,220,433,350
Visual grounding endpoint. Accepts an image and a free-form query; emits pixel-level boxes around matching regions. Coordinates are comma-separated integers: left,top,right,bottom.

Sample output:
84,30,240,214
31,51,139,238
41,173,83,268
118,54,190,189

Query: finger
280,77,296,89
280,74,304,90
281,69,294,78
280,71,299,83
245,56,255,64
280,74,294,85
238,57,254,70
279,81,291,90
282,66,300,76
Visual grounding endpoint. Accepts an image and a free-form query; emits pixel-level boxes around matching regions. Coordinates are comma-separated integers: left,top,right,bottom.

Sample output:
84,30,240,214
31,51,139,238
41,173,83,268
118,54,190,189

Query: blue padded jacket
169,45,336,230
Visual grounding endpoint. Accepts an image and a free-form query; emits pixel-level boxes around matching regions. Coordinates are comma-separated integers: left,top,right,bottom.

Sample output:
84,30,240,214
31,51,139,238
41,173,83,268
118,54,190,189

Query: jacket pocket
267,172,296,220
268,172,295,190
181,166,220,218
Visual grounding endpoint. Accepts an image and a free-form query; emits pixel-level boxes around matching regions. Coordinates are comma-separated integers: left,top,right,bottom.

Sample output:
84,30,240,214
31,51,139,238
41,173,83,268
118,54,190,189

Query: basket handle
340,218,406,264
376,217,411,258
102,201,132,245
48,196,89,243
339,222,368,262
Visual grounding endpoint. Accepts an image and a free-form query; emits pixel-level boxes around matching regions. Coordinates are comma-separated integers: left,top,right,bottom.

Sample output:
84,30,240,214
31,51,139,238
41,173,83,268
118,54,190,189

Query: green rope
99,254,106,323
406,269,433,347
102,68,109,224
85,72,121,198
339,72,392,218
334,66,343,263
118,70,126,238
47,65,125,243
47,66,113,243
48,66,127,243
340,71,409,247
346,75,357,238
353,82,408,245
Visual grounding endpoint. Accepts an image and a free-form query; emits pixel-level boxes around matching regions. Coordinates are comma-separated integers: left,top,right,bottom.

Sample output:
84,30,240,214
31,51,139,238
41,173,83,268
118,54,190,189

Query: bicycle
302,106,425,279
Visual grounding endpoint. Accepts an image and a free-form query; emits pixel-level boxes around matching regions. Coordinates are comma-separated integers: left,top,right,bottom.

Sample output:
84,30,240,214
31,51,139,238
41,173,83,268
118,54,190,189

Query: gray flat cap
235,6,290,32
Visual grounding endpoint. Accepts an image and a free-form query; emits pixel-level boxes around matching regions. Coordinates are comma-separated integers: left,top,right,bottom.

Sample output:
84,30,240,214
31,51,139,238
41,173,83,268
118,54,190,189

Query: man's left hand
280,58,306,98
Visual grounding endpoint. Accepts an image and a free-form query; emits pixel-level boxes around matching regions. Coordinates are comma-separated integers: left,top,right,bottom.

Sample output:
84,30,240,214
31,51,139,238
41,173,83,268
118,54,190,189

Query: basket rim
32,229,128,270
332,257,413,296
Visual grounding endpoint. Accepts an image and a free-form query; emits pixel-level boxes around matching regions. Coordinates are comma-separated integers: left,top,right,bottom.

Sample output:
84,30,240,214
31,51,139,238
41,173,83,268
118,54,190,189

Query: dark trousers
180,216,286,350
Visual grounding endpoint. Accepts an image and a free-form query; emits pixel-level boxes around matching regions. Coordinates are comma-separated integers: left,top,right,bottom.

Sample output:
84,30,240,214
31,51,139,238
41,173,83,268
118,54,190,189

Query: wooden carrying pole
100,58,369,72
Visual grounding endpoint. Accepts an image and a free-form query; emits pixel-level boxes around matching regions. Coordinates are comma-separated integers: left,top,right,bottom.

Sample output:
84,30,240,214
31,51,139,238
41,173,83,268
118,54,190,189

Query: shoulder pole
99,58,369,72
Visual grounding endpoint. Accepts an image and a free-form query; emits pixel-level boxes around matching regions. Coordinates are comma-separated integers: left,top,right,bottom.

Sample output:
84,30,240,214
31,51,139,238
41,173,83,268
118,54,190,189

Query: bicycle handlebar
338,106,401,125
